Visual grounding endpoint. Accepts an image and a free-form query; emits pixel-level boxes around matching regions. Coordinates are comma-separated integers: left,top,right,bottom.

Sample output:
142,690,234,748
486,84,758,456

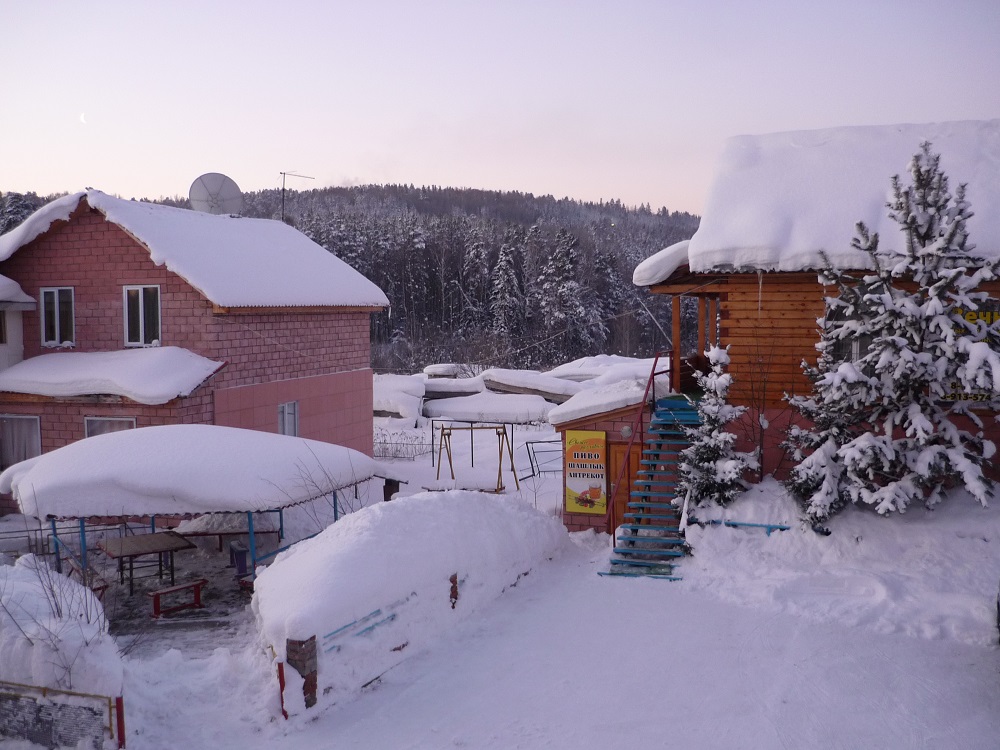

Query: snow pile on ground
548,377,648,425
0,346,224,404
0,424,389,519
252,491,566,712
683,478,1000,646
481,368,583,403
0,554,123,695
373,373,424,421
423,391,552,423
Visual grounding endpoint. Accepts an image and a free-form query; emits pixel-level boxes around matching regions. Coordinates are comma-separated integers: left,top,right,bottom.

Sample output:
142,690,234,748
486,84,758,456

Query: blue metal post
278,509,284,540
50,518,62,574
150,515,156,533
247,511,258,579
333,490,339,522
78,518,87,570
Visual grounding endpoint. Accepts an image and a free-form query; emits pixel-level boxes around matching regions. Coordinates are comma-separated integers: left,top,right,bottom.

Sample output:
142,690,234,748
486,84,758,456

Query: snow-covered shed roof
634,119,1000,285
0,274,34,309
0,424,389,519
0,190,390,309
0,346,223,405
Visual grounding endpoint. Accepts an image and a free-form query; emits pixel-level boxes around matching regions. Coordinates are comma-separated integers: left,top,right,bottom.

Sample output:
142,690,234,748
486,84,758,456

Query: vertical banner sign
564,430,607,515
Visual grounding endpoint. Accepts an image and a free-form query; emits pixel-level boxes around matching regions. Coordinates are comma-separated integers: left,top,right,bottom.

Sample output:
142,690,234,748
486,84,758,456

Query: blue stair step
618,524,680,533
628,501,678,510
610,558,676,571
616,536,686,546
623,513,680,522
599,570,683,580
612,547,686,557
630,490,678,499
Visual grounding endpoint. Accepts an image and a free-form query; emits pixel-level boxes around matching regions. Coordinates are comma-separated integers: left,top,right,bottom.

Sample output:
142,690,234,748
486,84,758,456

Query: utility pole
280,171,314,222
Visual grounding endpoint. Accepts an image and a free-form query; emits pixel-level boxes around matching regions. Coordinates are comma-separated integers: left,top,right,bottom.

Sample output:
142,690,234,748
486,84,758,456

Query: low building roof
0,346,224,404
0,424,389,519
0,190,390,309
635,119,1000,286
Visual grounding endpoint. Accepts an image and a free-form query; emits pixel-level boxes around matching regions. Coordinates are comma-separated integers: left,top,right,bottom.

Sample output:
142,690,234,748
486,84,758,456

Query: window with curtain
41,287,74,346
85,417,137,438
278,401,299,436
124,285,161,346
0,415,40,471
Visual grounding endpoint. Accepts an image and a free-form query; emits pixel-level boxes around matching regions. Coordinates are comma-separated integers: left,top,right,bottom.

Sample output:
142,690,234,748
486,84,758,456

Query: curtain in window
85,418,136,438
0,416,40,470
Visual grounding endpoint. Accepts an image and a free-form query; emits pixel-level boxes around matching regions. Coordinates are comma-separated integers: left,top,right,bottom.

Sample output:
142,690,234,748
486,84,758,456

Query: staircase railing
604,352,671,533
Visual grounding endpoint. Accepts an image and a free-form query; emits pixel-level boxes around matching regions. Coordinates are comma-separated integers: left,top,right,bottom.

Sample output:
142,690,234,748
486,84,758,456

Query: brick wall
214,369,374,455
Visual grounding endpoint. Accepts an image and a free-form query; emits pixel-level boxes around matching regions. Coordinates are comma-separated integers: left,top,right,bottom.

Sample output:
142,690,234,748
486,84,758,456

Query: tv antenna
280,171,314,221
188,173,243,215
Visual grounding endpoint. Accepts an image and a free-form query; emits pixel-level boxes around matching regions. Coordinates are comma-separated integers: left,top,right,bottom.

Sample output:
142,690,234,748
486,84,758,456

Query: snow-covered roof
0,424,389,519
548,378,650,426
423,392,552,423
0,346,223,405
0,274,34,307
480,368,583,403
0,190,389,309
635,119,1000,285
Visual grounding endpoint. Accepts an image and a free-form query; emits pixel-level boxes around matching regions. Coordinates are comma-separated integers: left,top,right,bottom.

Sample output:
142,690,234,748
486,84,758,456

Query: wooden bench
146,578,208,618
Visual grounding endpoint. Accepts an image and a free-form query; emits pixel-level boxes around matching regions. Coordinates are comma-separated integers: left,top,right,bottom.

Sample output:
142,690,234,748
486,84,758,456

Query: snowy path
123,539,1000,750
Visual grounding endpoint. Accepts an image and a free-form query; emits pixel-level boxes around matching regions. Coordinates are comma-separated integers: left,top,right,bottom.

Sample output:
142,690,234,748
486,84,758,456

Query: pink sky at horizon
2,0,998,215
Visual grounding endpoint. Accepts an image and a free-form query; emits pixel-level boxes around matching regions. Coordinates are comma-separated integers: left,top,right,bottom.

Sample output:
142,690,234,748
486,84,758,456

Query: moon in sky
79,113,86,125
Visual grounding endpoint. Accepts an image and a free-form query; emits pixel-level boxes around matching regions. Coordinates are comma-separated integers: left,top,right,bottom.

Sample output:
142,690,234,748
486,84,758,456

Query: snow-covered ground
3,418,1000,749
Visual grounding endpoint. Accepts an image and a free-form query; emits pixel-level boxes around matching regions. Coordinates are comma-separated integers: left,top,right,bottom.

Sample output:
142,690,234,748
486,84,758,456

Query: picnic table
98,530,196,595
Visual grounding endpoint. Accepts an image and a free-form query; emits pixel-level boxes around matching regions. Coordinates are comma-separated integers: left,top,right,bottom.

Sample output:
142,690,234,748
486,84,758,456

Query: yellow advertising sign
564,430,607,515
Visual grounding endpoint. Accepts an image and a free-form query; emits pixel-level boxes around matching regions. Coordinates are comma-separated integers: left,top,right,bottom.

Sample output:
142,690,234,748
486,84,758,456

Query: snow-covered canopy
423,392,552,423
634,119,1000,285
0,190,390,309
0,273,34,307
0,424,390,519
0,346,224,404
544,355,657,383
480,368,583,403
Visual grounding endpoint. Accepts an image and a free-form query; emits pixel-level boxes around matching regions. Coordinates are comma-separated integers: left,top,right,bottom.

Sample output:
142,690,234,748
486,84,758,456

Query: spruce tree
679,346,757,507
786,143,1000,521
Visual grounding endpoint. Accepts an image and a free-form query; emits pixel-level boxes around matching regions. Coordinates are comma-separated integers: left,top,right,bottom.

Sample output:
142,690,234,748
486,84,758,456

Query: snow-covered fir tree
679,346,757,507
489,241,525,341
530,229,606,362
786,143,1000,521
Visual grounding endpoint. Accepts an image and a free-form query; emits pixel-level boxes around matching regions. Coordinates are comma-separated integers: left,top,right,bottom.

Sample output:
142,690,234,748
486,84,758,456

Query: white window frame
278,401,299,437
85,416,137,438
123,285,161,347
0,414,41,471
40,287,75,347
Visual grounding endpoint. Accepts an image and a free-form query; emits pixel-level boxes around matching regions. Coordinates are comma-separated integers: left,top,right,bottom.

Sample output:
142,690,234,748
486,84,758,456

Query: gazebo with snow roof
0,424,397,581
632,119,1000,476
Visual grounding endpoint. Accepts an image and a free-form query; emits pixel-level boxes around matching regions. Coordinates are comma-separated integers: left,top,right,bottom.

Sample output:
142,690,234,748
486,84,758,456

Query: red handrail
604,352,671,532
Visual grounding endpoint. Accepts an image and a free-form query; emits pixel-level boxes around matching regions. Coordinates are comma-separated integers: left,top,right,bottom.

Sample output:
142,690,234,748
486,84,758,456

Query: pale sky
2,0,998,215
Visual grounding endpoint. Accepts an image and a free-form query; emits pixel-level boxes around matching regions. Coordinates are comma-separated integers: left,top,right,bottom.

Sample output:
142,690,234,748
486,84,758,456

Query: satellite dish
189,173,243,215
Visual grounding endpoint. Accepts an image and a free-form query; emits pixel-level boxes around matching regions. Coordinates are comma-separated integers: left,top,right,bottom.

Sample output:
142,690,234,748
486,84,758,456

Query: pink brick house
0,190,388,497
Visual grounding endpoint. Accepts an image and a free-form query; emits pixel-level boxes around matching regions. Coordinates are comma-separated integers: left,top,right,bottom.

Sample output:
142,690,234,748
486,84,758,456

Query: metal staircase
601,397,699,580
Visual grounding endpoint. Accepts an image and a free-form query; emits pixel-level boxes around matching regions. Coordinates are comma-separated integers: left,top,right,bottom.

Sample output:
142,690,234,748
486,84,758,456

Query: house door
608,441,642,532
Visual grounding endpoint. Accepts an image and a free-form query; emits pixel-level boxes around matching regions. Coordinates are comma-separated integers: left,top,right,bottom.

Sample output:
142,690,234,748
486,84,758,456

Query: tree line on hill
1,185,700,372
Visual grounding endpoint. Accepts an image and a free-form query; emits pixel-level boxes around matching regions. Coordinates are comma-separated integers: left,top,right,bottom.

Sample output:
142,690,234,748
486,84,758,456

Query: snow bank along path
252,490,566,713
